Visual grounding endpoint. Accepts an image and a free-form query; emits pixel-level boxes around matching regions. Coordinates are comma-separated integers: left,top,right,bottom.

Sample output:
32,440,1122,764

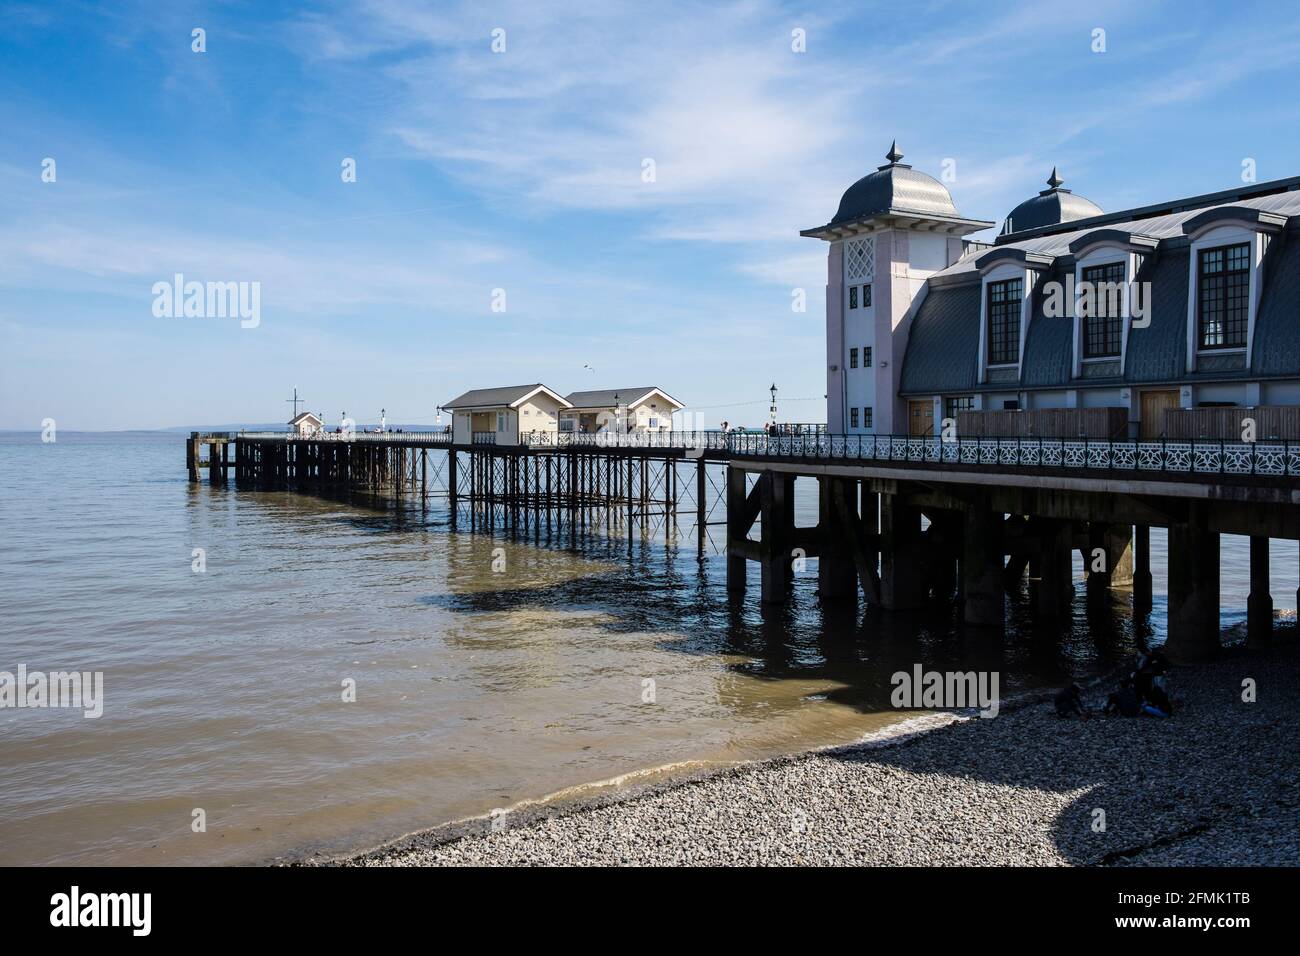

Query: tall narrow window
863,407,873,428
848,286,858,310
849,347,858,369
850,407,859,428
1198,242,1250,349
1081,261,1125,358
861,284,872,307
987,278,1023,365
863,346,873,367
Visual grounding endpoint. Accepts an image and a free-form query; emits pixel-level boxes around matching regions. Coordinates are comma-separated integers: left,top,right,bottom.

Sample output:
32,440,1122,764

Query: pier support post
1030,518,1073,619
1247,535,1273,648
696,458,707,553
1002,515,1030,589
726,467,748,592
923,512,959,602
962,504,1005,627
861,487,880,598
817,477,857,600
1133,524,1153,612
624,456,633,531
1166,508,1220,662
880,493,923,610
759,472,794,605
1110,526,1134,588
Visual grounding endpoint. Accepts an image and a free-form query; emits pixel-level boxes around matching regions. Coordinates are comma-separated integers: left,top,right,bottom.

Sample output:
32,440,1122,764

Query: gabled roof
288,411,322,425
563,387,684,410
442,384,571,410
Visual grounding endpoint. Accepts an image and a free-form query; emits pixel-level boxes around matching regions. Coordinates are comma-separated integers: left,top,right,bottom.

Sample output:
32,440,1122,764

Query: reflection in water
0,432,1292,865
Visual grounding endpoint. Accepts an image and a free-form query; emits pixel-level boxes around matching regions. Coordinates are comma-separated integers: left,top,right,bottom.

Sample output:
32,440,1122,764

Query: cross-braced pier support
197,434,1299,659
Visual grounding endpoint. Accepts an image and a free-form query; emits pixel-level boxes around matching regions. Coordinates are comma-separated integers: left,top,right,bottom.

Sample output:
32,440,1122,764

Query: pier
187,428,1300,662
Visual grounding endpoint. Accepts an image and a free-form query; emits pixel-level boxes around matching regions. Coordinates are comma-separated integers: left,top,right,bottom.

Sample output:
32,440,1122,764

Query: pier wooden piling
187,429,1300,655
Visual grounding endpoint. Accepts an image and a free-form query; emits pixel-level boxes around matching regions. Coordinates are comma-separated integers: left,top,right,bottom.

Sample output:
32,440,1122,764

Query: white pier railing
724,433,1300,477
229,429,1300,477
537,431,1300,477
236,429,454,443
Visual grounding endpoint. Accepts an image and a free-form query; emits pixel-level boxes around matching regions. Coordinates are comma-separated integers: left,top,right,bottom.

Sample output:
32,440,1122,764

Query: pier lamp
769,383,778,427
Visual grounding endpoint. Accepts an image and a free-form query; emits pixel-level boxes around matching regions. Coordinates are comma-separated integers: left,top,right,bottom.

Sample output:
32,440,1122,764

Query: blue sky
3,0,1300,429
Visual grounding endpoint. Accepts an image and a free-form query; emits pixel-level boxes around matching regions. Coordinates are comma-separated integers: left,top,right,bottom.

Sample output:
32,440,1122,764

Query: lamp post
613,392,622,435
769,382,778,431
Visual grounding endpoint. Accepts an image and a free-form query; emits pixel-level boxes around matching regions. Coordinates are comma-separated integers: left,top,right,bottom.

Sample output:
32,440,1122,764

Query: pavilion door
908,400,934,437
1139,389,1179,439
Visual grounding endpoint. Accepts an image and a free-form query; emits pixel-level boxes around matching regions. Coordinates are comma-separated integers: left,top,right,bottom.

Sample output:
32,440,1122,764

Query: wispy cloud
5,0,1300,427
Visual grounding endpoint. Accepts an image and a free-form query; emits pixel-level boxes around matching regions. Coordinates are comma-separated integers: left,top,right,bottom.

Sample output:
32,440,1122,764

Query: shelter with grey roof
561,387,684,434
441,383,570,445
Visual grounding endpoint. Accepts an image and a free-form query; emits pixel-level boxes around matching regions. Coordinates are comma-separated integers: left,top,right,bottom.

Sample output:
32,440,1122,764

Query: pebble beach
338,635,1300,867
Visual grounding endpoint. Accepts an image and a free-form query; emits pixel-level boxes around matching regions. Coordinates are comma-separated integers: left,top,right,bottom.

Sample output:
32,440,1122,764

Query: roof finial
886,139,904,164
1047,166,1064,189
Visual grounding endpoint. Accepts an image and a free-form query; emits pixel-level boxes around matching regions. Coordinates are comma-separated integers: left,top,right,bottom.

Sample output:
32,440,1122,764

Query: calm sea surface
1,431,1294,865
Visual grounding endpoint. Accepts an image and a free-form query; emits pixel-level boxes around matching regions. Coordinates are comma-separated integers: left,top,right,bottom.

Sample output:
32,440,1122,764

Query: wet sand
336,630,1300,867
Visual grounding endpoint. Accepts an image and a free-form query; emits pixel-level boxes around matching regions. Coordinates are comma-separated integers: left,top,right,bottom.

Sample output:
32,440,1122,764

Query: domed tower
801,142,993,434
1000,168,1102,237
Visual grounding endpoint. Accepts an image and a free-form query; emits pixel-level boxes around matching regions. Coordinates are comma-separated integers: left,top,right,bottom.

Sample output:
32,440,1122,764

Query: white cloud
310,0,864,245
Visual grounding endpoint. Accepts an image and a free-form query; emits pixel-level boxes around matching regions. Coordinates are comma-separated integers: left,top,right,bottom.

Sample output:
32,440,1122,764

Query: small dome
1002,167,1102,235
830,141,964,225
